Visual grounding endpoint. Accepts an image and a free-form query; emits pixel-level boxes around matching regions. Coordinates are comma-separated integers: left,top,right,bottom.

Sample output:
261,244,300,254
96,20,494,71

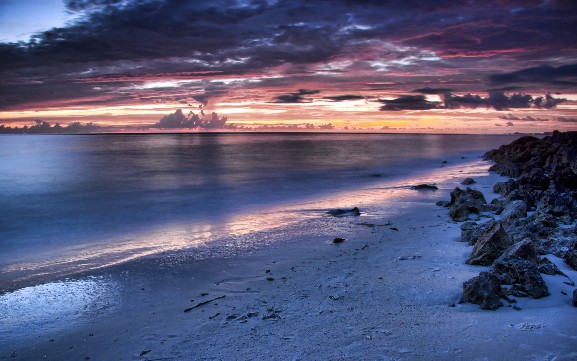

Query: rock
448,187,488,221
500,200,527,222
461,178,476,185
493,179,519,196
411,184,438,191
538,257,564,276
537,185,577,224
499,238,540,263
328,207,361,217
573,289,577,307
332,237,345,244
466,222,513,266
460,220,495,245
493,256,550,299
462,271,504,310
460,221,479,243
565,249,577,271
436,200,450,207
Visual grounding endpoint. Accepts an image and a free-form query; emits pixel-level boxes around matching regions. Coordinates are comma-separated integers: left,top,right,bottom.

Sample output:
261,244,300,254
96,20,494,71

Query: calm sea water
0,133,518,286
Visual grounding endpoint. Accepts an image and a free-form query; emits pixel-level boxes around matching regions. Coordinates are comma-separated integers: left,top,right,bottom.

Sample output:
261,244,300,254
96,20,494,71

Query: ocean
0,132,518,289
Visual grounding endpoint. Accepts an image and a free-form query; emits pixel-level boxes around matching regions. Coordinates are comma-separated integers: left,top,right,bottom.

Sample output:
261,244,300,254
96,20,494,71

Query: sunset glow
1,0,576,133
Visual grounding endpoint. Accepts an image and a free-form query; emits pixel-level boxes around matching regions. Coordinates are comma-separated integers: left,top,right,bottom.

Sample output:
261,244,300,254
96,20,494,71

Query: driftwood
184,295,226,312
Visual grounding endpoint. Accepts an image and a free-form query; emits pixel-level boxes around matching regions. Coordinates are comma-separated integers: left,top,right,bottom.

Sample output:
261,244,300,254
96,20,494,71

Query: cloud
323,95,365,102
379,95,440,111
0,0,576,114
498,114,549,122
412,87,454,94
441,92,565,111
0,119,100,134
489,64,577,86
558,117,577,123
152,109,229,129
273,89,321,103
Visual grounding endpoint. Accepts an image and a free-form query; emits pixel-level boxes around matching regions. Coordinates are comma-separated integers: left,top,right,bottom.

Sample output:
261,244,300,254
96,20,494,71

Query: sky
0,0,576,133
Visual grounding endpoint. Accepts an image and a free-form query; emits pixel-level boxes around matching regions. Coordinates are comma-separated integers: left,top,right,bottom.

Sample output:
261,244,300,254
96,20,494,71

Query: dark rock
448,187,488,221
460,220,494,245
499,238,540,263
493,256,550,299
411,184,438,191
460,221,480,243
436,200,450,207
461,178,476,185
565,249,577,271
537,185,577,224
573,289,577,307
493,179,519,196
538,257,564,276
500,200,527,222
462,271,504,310
332,237,345,244
467,222,513,266
328,207,360,217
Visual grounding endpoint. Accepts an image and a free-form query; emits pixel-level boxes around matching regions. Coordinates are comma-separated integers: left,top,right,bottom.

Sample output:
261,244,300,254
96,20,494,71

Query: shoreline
3,157,577,360
0,150,495,294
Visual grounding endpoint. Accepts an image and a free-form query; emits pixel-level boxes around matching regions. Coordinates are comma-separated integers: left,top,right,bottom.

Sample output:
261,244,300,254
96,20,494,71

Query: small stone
411,184,438,191
328,207,361,217
333,237,345,244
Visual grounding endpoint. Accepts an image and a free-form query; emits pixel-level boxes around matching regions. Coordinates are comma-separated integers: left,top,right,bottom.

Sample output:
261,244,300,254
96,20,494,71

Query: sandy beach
2,158,577,361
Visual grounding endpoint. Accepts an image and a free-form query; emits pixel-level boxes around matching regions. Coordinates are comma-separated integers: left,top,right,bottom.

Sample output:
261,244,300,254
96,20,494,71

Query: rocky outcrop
492,256,550,299
445,131,577,309
461,272,504,310
466,222,513,266
447,187,488,221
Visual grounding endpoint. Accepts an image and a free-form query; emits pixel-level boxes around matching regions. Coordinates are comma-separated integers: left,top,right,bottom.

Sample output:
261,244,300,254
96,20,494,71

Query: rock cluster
442,131,577,309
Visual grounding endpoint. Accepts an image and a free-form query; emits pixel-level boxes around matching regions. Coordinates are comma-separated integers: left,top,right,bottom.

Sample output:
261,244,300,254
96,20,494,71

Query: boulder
411,184,438,191
565,249,577,271
538,258,564,276
492,256,550,299
466,222,513,266
493,179,518,196
499,238,540,263
500,200,527,222
448,187,488,221
461,178,476,185
460,220,493,245
328,207,361,217
461,272,503,310
573,289,577,307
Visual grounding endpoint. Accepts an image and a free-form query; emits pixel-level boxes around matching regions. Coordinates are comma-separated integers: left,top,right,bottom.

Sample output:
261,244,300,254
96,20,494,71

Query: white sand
2,159,577,361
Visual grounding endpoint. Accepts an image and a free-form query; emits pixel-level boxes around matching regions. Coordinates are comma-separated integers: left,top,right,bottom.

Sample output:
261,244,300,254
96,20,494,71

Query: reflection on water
0,131,517,291
1,159,494,291
0,276,119,340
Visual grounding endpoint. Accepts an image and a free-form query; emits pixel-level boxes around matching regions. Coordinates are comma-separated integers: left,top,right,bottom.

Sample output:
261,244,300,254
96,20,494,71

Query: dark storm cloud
489,64,577,86
558,117,577,123
273,89,321,103
379,95,440,111
412,87,454,94
323,95,364,102
1,0,576,110
380,92,566,111
498,114,549,122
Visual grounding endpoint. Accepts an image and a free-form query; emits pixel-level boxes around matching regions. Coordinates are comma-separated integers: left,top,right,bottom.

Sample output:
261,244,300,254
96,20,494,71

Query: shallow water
0,133,518,288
